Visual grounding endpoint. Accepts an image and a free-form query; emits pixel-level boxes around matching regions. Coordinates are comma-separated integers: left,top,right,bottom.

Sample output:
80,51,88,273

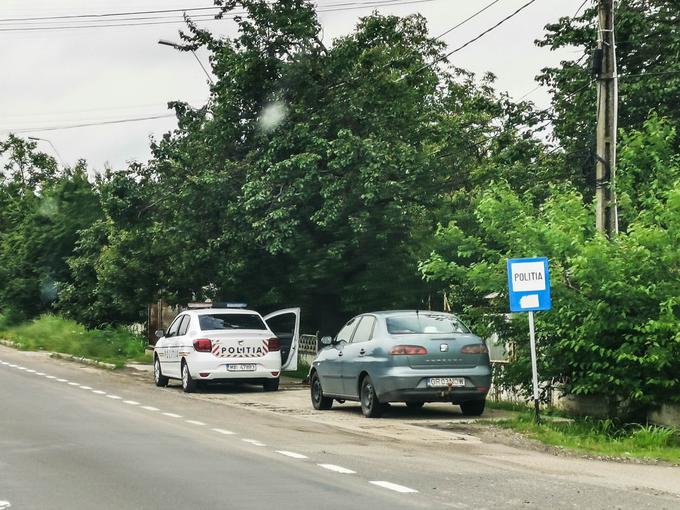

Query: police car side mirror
320,336,333,346
155,329,165,339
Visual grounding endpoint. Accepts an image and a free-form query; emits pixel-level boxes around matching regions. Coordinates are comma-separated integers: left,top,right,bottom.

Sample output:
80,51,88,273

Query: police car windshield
386,313,470,334
199,313,267,331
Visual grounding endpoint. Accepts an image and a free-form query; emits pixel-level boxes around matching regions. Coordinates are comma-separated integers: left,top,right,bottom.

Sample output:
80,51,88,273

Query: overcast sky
0,0,588,171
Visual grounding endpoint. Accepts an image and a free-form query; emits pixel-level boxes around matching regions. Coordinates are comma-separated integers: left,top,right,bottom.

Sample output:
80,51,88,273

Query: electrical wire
398,0,540,81
433,0,502,39
572,0,589,18
1,114,177,135
0,0,437,31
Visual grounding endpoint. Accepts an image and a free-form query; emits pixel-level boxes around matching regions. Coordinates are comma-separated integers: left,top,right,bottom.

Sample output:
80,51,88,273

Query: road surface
1,347,679,509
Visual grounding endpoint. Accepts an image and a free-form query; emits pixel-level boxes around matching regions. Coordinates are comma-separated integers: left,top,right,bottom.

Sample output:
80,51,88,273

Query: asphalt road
1,347,679,510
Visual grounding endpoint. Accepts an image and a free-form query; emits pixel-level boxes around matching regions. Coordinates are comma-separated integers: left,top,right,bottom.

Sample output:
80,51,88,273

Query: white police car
153,304,300,392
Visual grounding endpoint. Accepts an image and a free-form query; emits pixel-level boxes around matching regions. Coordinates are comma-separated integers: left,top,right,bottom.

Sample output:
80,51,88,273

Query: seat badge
440,344,448,352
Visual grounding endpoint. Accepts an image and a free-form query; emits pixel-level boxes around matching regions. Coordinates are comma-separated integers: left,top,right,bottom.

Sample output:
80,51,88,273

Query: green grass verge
285,359,311,381
0,314,148,368
494,413,680,464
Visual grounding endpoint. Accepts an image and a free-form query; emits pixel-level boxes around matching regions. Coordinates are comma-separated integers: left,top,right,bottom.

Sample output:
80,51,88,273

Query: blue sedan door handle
338,351,343,357
359,349,366,356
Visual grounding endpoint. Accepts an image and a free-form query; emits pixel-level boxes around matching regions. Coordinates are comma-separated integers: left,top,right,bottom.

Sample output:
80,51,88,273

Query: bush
0,314,147,367
421,116,680,419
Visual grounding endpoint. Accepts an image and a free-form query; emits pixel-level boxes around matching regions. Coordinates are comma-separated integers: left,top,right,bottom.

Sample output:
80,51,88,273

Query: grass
285,359,311,381
493,413,680,464
0,314,148,368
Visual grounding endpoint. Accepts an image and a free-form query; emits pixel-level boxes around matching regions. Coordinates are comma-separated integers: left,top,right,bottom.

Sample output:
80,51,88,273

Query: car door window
166,316,182,338
351,316,376,343
178,316,190,336
335,318,358,343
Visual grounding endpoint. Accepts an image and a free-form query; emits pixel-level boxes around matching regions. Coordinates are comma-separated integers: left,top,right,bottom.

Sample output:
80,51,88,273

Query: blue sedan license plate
428,377,465,388
227,364,256,372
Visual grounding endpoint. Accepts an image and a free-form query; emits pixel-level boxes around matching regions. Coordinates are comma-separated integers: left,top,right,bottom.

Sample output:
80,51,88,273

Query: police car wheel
181,362,197,393
154,356,169,387
263,378,279,392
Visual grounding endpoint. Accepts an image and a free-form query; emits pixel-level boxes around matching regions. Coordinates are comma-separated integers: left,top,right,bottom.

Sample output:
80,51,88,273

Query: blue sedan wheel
360,376,383,418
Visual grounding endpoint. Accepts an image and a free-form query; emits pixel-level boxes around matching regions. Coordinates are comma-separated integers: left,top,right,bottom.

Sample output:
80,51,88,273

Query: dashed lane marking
242,439,266,446
45,375,56,379
369,481,418,493
162,412,182,418
185,420,205,426
106,395,122,400
56,378,69,383
36,372,45,376
141,406,160,412
26,369,36,373
211,428,235,435
276,450,308,459
92,390,106,395
123,400,140,405
79,386,92,390
68,382,79,386
318,464,356,474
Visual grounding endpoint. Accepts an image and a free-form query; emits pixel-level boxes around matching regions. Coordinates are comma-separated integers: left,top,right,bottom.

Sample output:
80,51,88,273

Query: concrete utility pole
594,0,619,235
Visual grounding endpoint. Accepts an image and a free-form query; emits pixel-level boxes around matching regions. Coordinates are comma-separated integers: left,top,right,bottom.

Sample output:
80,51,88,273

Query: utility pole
594,0,619,236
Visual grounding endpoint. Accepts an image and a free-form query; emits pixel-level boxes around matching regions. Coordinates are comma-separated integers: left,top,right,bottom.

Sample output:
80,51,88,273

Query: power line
0,0,437,31
433,0,502,39
1,114,177,134
398,0,540,81
573,0,589,18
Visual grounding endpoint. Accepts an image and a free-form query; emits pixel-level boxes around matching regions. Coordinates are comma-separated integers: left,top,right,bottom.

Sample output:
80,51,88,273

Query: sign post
506,257,551,423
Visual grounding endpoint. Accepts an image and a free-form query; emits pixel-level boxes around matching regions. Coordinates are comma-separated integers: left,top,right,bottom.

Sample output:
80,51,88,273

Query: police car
153,304,300,392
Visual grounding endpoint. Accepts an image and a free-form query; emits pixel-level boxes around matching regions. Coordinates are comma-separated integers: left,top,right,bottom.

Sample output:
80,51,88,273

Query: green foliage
536,0,680,194
495,414,680,464
0,314,147,368
62,0,540,332
421,115,680,417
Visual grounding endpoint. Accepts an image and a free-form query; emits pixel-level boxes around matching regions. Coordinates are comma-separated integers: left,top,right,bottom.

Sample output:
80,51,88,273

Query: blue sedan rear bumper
374,366,492,404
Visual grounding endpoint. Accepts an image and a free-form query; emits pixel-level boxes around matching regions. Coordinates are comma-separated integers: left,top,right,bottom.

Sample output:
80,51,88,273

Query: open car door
263,307,300,371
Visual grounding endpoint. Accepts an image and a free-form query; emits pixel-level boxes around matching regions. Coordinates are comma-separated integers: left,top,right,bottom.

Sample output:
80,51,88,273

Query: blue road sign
507,257,552,312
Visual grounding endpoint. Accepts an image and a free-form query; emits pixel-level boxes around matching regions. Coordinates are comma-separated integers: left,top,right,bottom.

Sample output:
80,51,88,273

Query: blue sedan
309,311,492,418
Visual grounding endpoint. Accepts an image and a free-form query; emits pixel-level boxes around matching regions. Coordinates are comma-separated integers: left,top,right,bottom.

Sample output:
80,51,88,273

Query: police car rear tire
263,378,279,392
154,356,169,387
181,361,197,393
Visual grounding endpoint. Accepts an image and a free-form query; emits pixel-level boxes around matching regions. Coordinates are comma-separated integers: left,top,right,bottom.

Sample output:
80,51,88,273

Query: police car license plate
227,364,256,371
428,377,465,388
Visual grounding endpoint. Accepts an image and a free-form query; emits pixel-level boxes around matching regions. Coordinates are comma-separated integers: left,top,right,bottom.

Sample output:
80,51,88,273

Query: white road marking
7,364,16,368
79,385,92,390
369,481,418,493
106,395,122,400
17,367,27,371
36,372,45,376
123,400,140,405
26,369,36,373
68,382,79,386
92,390,106,395
318,464,356,474
276,450,308,459
242,439,266,446
56,378,68,382
185,420,206,426
142,406,160,412
0,499,11,509
45,375,56,379
162,412,182,418
211,428,235,435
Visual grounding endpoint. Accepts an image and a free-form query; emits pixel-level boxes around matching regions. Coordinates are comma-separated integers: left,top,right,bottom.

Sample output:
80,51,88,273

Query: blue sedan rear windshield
199,313,266,331
386,314,470,334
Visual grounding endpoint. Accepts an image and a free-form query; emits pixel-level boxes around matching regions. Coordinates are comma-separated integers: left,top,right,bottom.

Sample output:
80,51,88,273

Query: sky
0,0,588,171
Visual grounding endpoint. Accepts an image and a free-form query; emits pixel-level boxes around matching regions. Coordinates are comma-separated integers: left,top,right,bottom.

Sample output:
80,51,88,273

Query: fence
299,334,319,367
